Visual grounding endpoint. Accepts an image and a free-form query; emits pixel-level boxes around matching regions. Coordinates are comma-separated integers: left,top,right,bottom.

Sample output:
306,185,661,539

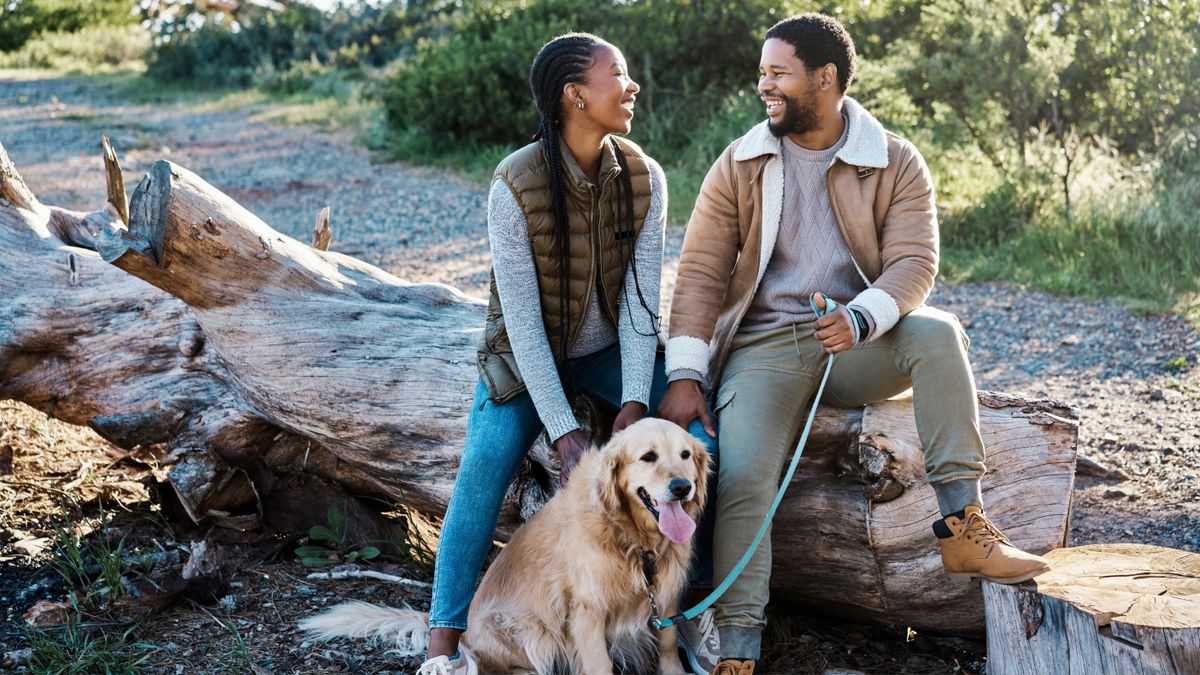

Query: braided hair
528,33,660,364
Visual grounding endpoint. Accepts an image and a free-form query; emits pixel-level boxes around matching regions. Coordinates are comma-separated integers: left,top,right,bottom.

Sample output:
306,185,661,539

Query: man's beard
766,88,820,138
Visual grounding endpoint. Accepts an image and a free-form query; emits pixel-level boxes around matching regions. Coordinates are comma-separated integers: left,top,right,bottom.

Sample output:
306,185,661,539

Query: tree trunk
0,142,1079,632
983,544,1200,673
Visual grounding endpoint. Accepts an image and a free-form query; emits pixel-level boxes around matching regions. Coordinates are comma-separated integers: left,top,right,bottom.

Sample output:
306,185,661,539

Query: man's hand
554,429,589,485
812,293,857,354
656,379,716,437
813,307,858,354
612,401,647,435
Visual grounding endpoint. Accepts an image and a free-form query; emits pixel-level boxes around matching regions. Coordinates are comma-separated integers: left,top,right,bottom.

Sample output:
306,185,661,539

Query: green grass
23,509,159,674
940,137,1200,318
22,617,158,675
941,221,1200,316
380,127,509,185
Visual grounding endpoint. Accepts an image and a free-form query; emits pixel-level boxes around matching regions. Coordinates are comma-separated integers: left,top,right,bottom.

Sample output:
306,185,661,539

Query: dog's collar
640,549,662,621
641,549,658,589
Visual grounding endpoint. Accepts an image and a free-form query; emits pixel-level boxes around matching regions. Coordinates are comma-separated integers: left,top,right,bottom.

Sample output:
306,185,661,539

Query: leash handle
812,292,864,345
653,294,838,632
811,292,837,319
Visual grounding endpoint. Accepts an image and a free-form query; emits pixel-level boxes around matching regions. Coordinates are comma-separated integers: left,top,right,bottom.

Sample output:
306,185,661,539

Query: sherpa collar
732,96,889,169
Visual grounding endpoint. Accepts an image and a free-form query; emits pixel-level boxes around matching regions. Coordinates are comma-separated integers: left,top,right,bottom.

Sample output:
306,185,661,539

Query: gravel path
3,73,1198,554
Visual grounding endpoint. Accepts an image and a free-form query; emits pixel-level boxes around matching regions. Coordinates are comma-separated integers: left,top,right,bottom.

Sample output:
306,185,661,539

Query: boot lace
963,511,1011,549
712,659,755,675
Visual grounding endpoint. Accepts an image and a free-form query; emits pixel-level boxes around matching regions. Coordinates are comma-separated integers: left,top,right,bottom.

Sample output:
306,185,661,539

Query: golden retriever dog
300,417,710,674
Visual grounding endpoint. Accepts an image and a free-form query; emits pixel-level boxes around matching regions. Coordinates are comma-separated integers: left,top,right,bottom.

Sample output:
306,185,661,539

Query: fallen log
983,544,1200,673
0,141,1078,632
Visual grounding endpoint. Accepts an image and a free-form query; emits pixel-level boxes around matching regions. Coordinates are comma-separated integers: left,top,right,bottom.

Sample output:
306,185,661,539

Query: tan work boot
935,506,1051,583
711,658,755,675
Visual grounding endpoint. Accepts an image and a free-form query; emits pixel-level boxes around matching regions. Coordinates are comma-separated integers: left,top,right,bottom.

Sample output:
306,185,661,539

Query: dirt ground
1,72,1197,674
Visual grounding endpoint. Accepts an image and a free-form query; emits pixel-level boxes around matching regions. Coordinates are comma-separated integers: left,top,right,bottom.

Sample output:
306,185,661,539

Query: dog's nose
668,478,692,499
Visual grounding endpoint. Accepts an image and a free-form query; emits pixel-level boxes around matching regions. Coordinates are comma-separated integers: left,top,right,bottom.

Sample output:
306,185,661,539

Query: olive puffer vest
477,136,652,402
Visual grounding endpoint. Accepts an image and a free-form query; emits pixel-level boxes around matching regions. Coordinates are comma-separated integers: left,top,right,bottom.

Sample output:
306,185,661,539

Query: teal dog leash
651,293,843,631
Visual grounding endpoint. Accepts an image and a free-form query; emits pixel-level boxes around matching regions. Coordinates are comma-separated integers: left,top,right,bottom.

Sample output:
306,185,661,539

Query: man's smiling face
758,37,821,139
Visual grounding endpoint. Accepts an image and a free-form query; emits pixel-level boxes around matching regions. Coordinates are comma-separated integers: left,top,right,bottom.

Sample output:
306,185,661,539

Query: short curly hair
765,13,857,94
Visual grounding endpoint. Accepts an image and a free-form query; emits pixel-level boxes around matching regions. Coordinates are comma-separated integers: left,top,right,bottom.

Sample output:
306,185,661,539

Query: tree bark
983,544,1200,673
0,143,1079,632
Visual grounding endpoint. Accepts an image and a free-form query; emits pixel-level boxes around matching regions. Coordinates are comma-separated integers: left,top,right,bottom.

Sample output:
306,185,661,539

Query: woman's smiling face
565,44,639,136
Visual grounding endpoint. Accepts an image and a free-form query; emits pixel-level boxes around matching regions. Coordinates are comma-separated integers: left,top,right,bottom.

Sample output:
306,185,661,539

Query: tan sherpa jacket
665,97,939,387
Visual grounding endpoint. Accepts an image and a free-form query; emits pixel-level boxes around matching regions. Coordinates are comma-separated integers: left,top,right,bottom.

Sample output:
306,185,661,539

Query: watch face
850,308,868,335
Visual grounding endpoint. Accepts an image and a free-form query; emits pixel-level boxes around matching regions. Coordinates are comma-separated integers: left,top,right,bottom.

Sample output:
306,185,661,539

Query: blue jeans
428,344,718,630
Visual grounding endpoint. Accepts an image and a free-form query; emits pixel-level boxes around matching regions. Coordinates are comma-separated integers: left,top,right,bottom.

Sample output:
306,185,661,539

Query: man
658,14,1051,674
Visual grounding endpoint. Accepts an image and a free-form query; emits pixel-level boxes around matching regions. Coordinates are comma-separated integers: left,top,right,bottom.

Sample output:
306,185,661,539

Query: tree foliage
900,0,1200,159
383,0,787,152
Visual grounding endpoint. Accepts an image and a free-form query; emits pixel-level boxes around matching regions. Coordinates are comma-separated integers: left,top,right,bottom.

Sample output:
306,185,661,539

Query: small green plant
295,506,381,568
47,506,152,605
1164,356,1189,373
90,530,129,600
48,520,90,593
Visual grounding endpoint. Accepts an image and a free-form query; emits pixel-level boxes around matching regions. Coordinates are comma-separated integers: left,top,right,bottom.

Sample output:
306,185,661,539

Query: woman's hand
554,429,590,485
612,401,647,435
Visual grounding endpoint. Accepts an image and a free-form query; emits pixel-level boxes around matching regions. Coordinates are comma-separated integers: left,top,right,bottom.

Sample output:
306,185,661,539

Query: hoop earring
576,100,585,110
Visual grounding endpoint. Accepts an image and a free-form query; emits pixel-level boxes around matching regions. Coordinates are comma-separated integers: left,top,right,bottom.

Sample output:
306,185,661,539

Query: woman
420,33,718,675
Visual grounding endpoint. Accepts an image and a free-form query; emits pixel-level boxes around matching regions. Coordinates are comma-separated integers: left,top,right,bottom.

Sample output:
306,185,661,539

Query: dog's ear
592,441,625,514
689,437,711,513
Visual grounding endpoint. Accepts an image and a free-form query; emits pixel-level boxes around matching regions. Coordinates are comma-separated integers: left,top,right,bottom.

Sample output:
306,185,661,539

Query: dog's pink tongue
658,501,696,544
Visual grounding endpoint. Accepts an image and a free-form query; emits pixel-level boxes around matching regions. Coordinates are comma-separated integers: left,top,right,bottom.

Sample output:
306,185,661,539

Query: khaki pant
712,306,985,633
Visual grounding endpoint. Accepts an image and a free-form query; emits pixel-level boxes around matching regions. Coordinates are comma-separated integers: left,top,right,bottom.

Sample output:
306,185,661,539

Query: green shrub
384,2,601,147
661,90,762,224
0,23,149,71
0,0,137,52
145,0,453,88
383,0,787,154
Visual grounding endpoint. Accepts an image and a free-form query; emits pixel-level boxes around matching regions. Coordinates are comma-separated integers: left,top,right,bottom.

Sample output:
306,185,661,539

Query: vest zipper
591,182,613,325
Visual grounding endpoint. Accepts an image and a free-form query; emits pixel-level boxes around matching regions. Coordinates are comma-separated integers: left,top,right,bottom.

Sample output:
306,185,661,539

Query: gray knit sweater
741,121,868,331
487,160,665,441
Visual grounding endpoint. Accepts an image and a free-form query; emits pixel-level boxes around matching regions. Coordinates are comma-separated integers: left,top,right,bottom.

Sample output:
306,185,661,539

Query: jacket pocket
477,350,527,404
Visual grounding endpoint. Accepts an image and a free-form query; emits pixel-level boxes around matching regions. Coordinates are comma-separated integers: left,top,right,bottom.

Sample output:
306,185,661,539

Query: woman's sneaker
416,652,478,675
676,608,720,674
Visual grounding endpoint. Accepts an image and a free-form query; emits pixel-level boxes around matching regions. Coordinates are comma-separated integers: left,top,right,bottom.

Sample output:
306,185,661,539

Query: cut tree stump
0,141,1080,632
983,544,1200,673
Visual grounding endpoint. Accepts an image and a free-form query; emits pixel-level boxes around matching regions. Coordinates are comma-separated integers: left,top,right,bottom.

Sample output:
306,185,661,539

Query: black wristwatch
849,307,870,342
